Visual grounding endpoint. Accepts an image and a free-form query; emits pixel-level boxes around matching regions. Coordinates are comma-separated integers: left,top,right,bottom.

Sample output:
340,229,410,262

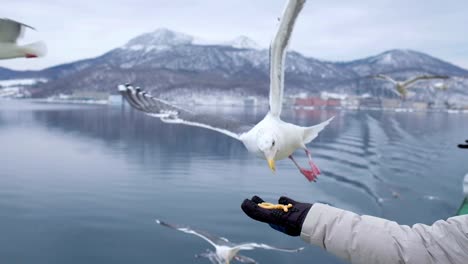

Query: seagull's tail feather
302,116,334,143
22,41,47,57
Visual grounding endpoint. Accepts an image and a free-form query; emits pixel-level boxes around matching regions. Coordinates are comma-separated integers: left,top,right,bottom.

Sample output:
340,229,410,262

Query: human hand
241,196,312,236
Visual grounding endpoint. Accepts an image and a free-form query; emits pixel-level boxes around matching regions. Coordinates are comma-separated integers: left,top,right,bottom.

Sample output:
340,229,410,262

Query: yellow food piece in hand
258,202,293,212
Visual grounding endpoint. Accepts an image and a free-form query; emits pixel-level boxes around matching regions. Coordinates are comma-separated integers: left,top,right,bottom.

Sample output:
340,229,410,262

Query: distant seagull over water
119,0,333,182
156,219,304,264
372,74,449,98
0,18,46,60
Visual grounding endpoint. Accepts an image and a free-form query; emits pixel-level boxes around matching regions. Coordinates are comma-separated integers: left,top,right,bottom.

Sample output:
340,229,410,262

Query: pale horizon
1,0,468,71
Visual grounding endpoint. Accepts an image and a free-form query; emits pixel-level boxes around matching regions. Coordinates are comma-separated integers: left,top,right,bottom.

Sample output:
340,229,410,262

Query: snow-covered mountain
223,36,261,50
123,28,193,51
340,49,468,76
1,28,467,100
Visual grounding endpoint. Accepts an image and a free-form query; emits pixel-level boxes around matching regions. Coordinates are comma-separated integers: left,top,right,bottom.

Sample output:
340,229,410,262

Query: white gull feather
119,0,333,181
0,18,47,60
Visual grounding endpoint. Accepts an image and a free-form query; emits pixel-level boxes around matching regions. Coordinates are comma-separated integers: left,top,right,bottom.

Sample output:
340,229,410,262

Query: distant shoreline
5,98,467,114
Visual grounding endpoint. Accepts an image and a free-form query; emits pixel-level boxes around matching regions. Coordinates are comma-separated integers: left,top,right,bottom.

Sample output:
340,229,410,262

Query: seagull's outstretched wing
234,242,305,253
155,219,231,248
269,0,305,117
195,250,221,264
119,85,252,141
402,75,449,89
373,74,398,85
233,254,258,263
0,18,35,43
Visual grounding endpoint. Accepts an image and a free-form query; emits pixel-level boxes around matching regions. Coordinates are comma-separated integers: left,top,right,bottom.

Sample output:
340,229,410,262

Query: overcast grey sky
1,0,468,70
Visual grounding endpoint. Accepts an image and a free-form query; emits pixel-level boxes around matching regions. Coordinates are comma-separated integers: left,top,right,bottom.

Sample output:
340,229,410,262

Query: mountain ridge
1,28,467,101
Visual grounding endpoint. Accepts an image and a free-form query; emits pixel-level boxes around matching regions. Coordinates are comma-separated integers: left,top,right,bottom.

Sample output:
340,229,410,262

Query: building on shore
341,96,360,109
244,96,258,107
359,97,382,109
294,93,344,109
381,99,401,109
295,97,327,108
71,91,109,100
409,101,428,111
108,94,123,105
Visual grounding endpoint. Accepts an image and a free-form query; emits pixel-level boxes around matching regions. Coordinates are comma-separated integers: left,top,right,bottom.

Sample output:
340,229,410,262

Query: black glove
241,195,312,237
458,140,468,149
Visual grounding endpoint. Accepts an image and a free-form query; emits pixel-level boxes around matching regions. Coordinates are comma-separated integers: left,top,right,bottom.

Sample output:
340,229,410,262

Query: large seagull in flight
156,219,304,264
119,0,333,182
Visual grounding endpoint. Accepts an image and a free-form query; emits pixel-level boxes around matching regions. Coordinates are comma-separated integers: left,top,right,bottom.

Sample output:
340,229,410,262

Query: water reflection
0,100,467,264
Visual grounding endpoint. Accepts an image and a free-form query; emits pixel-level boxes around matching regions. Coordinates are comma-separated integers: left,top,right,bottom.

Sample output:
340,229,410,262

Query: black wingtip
119,83,147,111
117,84,127,92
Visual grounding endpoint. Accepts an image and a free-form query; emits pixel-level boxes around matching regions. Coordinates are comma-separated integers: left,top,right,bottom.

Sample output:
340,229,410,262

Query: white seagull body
0,18,46,60
373,74,449,98
156,219,304,264
119,0,333,181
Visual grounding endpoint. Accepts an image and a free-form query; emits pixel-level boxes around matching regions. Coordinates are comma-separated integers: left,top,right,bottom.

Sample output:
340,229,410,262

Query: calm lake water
0,99,467,264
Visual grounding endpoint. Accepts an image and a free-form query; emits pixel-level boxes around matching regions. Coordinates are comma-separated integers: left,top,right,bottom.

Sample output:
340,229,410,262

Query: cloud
1,0,467,70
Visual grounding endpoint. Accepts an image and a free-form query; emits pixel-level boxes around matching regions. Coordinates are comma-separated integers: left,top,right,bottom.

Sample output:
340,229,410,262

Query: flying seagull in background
371,74,449,98
0,18,47,60
155,219,304,264
119,0,333,182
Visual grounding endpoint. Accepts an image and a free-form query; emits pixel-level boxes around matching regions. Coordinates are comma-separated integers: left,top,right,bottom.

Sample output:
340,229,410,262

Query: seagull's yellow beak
267,158,276,172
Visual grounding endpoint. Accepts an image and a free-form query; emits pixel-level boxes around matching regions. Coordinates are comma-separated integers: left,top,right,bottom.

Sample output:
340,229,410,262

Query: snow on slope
0,78,47,87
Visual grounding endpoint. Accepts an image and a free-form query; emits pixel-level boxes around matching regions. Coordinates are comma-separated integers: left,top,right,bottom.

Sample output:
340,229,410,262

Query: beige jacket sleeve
300,203,468,264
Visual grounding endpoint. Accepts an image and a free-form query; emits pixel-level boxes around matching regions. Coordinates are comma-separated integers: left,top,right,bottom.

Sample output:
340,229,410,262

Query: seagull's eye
272,141,275,146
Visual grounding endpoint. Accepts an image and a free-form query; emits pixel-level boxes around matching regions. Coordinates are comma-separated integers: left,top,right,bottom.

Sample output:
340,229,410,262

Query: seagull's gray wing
373,74,398,85
0,18,34,43
402,75,449,89
269,0,305,117
119,84,252,141
233,254,258,264
195,250,221,264
234,242,305,253
155,219,232,248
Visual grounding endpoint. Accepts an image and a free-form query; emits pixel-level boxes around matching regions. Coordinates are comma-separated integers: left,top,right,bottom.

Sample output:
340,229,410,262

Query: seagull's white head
256,130,279,172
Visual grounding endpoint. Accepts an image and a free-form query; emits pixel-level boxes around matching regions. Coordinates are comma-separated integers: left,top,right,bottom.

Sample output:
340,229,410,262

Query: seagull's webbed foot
289,155,318,182
305,149,321,175
299,168,318,182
